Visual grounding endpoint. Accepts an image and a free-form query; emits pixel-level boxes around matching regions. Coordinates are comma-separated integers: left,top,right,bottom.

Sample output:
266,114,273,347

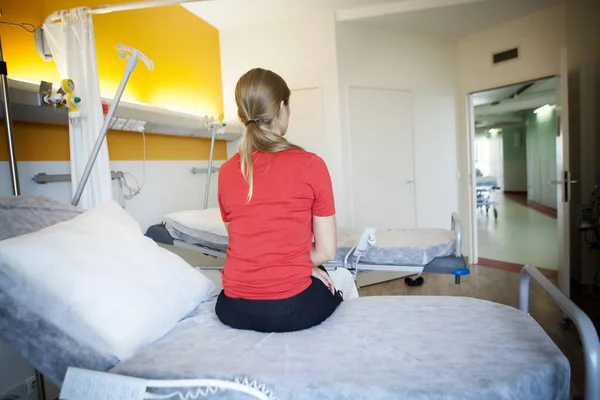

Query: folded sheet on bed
164,208,457,265
111,296,569,400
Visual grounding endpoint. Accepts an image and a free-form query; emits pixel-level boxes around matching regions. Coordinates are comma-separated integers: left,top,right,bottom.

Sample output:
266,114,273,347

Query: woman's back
218,148,335,300
215,67,341,333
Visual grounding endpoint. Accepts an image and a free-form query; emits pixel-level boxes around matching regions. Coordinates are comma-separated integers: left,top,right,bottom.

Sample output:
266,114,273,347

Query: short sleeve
217,170,229,222
309,155,336,217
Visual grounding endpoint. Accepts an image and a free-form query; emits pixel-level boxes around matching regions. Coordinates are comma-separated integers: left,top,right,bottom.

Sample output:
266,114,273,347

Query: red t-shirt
217,149,335,300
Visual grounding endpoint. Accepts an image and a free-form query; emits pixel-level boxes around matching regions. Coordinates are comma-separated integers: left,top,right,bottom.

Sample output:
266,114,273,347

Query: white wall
526,108,558,209
336,23,459,229
218,13,348,225
502,127,527,193
475,133,504,189
0,159,222,231
457,3,567,259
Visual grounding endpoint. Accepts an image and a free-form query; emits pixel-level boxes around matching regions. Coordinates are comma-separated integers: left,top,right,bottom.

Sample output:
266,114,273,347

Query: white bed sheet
110,296,570,400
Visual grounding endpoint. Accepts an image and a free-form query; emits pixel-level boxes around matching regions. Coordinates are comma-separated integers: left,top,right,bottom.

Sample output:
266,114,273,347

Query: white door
554,48,573,297
347,87,416,229
285,87,325,157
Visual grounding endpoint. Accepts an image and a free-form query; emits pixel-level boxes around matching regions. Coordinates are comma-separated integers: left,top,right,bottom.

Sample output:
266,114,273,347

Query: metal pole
71,65,135,206
0,34,20,195
518,272,530,313
46,0,212,23
520,265,600,400
203,125,216,209
90,0,207,14
35,370,47,400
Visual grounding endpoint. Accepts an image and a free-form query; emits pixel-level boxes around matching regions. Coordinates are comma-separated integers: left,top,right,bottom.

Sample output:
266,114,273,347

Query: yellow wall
0,0,227,162
0,122,227,161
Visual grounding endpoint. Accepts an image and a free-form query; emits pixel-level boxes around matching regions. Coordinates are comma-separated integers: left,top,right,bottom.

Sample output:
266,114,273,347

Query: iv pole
203,125,216,209
72,44,153,206
0,34,22,196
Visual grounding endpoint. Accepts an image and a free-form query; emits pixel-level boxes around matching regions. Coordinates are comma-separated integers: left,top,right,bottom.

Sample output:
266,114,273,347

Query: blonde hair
235,68,303,201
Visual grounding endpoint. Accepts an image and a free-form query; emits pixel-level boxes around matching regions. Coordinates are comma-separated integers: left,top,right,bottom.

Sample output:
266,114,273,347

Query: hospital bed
1,195,599,400
476,175,500,220
146,207,470,285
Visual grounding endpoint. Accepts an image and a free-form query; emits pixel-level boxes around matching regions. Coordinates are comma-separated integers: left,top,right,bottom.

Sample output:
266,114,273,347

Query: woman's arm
310,214,337,266
308,155,337,267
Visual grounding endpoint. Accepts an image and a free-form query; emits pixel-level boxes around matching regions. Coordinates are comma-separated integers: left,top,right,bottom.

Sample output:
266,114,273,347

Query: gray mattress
0,195,83,241
111,296,569,400
166,223,457,266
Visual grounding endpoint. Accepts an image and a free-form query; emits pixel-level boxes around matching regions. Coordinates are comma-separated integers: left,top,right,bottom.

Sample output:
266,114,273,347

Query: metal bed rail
172,239,226,259
451,212,462,257
519,265,599,400
191,166,219,175
32,171,122,184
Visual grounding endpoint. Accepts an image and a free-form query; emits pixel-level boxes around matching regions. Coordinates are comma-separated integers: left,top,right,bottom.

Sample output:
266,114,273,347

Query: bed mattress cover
476,176,499,187
165,211,457,266
111,296,569,400
0,195,83,241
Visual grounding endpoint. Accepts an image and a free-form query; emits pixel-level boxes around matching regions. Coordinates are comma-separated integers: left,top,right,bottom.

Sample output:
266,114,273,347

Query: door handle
406,180,415,184
558,171,577,202
550,180,561,185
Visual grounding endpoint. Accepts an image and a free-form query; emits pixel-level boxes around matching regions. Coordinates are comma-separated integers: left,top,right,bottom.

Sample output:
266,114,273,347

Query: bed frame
331,212,467,283
146,212,469,286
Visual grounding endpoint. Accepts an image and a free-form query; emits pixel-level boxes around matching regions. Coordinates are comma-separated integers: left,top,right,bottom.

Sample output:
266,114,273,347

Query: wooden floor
359,265,588,397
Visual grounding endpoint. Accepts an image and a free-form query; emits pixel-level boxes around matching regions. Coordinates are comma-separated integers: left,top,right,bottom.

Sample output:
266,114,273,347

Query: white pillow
164,208,228,237
0,201,214,361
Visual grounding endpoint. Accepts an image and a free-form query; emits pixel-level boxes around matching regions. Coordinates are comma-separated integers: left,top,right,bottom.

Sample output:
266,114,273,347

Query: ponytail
239,122,302,202
235,68,303,201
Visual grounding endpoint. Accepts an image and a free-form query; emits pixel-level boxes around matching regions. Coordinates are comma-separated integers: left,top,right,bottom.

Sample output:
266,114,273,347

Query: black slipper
414,277,425,286
404,277,416,286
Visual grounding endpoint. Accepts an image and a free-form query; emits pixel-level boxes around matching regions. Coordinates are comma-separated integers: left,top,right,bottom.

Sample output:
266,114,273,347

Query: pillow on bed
164,208,228,238
0,195,83,241
0,201,215,361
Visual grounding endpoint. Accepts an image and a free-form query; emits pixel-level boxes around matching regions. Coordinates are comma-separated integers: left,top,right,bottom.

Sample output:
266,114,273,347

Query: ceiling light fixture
533,104,555,114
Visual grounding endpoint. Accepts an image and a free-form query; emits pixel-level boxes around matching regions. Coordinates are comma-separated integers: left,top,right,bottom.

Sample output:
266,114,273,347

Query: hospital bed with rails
145,207,470,285
0,195,599,400
476,175,500,220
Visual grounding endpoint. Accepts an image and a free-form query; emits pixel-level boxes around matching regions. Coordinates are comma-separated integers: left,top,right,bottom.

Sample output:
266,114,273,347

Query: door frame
466,74,559,265
344,85,417,228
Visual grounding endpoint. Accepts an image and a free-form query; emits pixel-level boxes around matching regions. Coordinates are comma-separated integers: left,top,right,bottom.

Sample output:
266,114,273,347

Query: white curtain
43,8,113,210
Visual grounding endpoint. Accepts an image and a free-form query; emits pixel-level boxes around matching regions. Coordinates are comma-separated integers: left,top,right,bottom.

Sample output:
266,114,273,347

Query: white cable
120,172,141,200
118,177,125,208
139,128,147,190
142,377,274,400
117,129,147,205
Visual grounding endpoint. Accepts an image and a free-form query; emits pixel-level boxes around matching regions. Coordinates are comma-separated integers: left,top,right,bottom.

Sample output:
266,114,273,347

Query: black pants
215,267,343,333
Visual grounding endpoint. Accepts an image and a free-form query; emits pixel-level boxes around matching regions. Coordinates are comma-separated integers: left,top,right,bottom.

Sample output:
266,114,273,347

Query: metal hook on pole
0,36,20,196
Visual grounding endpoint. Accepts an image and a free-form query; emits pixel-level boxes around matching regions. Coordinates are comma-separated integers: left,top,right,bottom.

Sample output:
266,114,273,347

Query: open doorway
470,76,559,272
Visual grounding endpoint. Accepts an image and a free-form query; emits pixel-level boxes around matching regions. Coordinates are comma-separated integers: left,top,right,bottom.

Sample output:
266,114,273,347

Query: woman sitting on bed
215,68,343,333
